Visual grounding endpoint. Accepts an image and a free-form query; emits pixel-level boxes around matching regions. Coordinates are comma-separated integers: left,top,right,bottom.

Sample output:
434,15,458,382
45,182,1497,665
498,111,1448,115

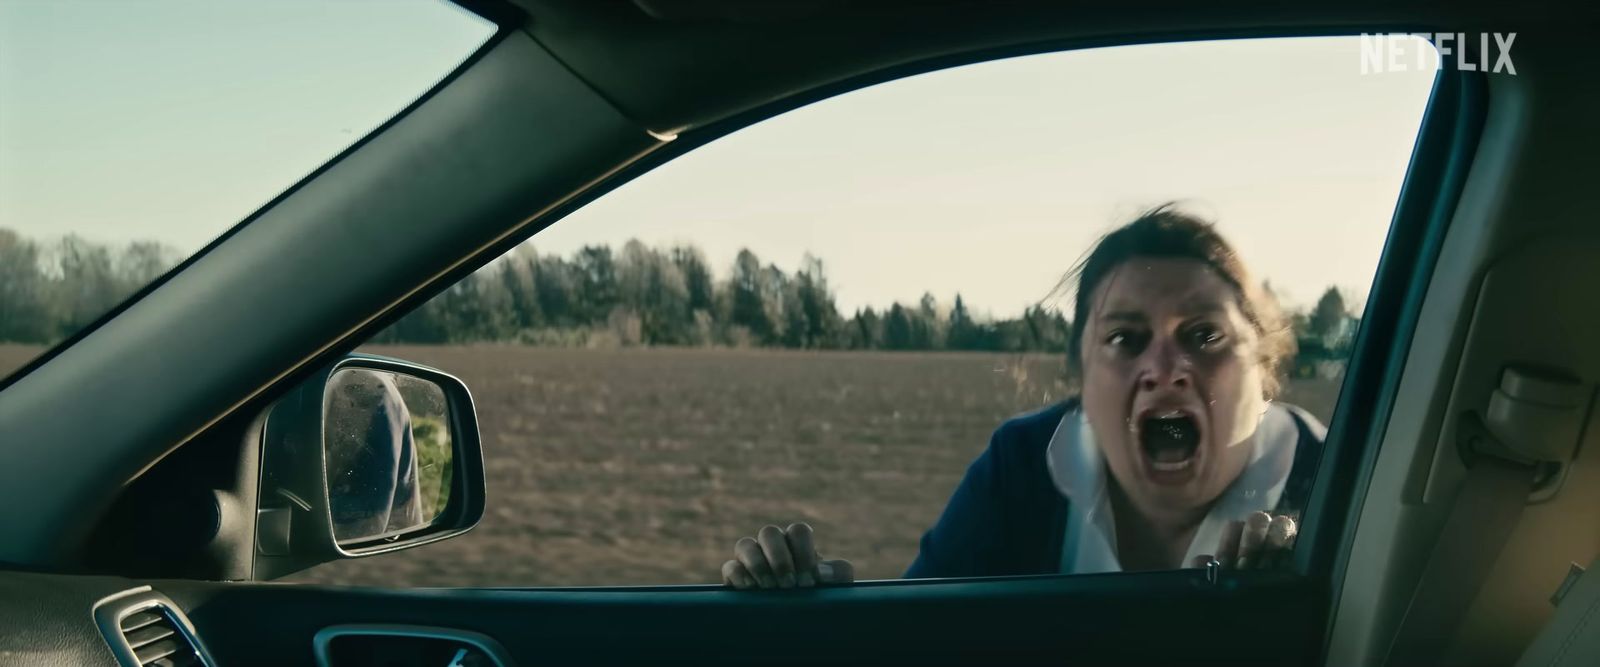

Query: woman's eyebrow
1176,300,1230,317
1098,310,1147,323
1097,301,1229,322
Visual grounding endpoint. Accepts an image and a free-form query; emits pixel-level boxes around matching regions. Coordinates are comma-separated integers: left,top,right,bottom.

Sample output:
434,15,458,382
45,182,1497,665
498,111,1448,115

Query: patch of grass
412,415,454,520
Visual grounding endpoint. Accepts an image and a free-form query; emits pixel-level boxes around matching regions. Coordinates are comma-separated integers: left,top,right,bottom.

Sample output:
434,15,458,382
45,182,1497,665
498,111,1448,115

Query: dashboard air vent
118,605,203,667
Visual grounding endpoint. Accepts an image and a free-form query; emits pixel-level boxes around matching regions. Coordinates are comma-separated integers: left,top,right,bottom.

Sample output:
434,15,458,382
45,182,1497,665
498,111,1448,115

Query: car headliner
505,0,1573,133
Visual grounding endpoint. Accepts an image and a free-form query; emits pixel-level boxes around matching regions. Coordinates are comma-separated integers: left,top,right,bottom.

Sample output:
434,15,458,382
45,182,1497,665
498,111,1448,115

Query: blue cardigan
903,399,1325,578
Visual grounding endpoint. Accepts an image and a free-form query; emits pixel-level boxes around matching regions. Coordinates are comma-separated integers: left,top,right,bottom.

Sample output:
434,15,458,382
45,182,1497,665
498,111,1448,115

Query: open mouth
1138,409,1201,475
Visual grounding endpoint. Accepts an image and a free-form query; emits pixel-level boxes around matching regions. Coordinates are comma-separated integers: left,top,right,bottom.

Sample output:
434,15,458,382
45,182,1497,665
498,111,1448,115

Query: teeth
1156,410,1185,420
1151,459,1193,472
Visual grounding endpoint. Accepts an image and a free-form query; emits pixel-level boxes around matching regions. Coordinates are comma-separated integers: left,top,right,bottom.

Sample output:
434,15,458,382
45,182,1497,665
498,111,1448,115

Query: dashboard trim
313,624,514,667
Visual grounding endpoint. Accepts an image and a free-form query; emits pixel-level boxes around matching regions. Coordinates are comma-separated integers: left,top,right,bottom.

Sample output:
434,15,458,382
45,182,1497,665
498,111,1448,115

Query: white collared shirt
1045,403,1300,574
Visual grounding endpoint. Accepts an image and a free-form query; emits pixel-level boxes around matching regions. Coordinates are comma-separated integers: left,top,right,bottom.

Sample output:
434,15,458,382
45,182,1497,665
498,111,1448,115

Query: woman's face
1079,257,1267,523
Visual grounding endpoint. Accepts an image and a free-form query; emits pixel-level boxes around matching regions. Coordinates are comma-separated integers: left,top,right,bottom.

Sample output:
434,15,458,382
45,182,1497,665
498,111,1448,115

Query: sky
0,0,494,249
0,2,1436,319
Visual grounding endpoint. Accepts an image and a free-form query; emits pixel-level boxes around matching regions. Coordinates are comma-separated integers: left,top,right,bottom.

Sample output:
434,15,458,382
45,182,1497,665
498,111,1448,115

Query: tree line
0,229,179,344
0,229,1357,360
368,240,1073,352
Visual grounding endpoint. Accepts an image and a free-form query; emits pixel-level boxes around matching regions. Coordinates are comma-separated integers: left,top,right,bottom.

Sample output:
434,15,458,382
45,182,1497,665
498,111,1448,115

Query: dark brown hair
1060,204,1295,398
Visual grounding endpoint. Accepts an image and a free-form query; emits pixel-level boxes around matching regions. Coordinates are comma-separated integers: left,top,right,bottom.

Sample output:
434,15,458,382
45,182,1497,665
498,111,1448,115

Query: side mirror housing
254,354,485,580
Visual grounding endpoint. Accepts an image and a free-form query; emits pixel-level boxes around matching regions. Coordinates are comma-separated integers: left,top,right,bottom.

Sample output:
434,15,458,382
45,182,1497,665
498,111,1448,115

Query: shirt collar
1047,401,1298,505
1046,401,1301,572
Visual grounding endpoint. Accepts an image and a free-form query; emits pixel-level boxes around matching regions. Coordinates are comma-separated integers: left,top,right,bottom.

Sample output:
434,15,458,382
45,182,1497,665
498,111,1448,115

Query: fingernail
797,572,816,587
781,573,796,588
818,562,834,580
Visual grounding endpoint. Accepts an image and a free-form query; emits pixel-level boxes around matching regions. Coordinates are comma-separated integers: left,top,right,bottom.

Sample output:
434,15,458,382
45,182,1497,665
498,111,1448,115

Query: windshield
0,0,496,383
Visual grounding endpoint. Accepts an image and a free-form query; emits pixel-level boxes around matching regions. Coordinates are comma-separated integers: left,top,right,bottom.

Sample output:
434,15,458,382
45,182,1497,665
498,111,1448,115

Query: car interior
1,0,1598,665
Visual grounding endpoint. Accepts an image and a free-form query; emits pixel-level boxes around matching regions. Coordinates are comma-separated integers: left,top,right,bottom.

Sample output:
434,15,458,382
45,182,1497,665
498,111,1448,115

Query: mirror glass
324,368,455,543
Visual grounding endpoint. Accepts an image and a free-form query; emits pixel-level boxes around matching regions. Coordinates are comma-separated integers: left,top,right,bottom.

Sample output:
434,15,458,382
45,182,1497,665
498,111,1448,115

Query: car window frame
294,33,1477,593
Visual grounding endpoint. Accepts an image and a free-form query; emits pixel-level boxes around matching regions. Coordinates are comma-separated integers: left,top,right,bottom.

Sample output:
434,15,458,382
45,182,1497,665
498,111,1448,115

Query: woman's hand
721,523,855,589
1198,511,1298,570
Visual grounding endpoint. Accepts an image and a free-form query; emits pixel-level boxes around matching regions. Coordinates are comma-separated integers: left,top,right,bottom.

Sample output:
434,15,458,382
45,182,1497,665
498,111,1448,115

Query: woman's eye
1105,330,1146,352
1188,325,1225,349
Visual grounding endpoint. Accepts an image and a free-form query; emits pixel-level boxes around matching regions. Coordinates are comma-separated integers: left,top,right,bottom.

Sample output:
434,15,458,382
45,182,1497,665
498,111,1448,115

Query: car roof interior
1,0,1598,665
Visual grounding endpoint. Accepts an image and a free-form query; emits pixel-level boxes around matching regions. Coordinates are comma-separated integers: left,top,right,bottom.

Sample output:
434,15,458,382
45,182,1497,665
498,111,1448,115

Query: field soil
0,343,1340,587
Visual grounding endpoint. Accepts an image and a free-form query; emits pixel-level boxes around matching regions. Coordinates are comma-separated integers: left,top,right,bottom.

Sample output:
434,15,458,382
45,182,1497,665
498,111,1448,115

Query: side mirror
254,354,485,580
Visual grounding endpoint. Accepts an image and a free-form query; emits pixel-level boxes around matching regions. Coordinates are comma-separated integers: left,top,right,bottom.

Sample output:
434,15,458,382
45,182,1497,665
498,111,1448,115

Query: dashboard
0,571,510,667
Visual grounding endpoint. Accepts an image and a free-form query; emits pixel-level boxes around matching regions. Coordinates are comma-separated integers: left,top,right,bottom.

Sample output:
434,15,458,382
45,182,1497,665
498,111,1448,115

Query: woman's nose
1137,337,1191,391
